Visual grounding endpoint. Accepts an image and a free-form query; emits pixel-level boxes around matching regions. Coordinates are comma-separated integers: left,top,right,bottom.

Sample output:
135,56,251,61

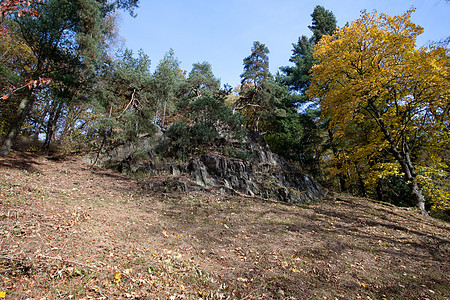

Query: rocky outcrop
85,129,325,204
185,151,324,203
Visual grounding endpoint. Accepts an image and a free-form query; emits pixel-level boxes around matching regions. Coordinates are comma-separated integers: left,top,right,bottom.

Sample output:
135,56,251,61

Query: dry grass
0,152,449,299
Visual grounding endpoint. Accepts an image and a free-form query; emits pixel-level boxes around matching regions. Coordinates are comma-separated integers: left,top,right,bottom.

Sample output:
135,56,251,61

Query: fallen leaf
113,272,121,284
124,268,132,275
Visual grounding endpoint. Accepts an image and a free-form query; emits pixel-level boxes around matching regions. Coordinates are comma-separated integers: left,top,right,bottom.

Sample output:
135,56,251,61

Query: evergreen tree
240,41,270,87
274,6,337,180
0,0,90,155
279,35,315,96
309,5,338,44
0,0,140,156
150,49,184,128
233,41,272,132
165,65,242,160
98,0,140,16
184,62,220,98
92,48,154,147
281,5,337,96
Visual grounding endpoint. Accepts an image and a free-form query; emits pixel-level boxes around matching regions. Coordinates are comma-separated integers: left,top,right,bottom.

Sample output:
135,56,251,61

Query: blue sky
118,0,450,87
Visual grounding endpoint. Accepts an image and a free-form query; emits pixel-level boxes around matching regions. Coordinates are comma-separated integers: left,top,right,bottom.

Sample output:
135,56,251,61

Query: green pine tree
0,0,140,155
233,41,272,132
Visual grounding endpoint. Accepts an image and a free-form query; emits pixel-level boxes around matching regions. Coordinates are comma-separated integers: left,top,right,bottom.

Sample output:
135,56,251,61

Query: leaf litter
0,152,449,299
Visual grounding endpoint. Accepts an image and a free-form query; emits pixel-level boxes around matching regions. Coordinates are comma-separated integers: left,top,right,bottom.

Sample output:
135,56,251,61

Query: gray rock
87,129,325,204
185,151,324,203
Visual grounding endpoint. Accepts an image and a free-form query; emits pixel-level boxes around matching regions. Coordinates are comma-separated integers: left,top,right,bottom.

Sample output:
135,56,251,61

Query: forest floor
0,152,449,299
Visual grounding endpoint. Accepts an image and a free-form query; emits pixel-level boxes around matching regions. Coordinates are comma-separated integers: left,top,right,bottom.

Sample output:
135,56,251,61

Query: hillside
0,152,449,299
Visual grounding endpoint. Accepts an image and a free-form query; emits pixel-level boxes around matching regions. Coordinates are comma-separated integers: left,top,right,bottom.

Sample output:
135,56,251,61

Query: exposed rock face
85,130,325,204
186,151,324,203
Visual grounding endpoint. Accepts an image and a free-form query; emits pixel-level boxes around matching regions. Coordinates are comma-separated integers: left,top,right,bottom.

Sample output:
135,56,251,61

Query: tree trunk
391,154,428,215
390,148,428,215
371,107,428,215
0,89,34,156
402,151,428,216
328,129,346,192
376,180,385,203
408,178,427,215
43,100,63,151
58,105,80,146
357,169,366,197
162,101,167,128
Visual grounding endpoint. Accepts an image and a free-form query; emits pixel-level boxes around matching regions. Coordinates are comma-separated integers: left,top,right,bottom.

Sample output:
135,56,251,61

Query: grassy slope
0,152,449,299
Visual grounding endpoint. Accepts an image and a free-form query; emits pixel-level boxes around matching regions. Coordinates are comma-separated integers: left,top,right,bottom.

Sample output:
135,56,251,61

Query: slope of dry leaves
0,152,449,299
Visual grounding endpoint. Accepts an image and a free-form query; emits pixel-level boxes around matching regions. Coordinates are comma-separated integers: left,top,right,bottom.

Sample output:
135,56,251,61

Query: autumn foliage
1,0,50,100
0,0,39,19
308,9,450,213
1,2,449,215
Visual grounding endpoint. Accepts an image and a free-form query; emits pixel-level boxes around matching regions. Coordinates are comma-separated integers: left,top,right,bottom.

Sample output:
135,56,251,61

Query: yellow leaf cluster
308,8,449,208
417,162,450,211
113,271,121,284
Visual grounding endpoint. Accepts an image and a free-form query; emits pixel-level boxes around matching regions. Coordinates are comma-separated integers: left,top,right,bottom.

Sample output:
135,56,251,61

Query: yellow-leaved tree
308,9,449,215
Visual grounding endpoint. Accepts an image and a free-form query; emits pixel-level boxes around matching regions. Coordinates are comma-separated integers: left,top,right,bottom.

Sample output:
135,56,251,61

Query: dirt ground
0,152,449,299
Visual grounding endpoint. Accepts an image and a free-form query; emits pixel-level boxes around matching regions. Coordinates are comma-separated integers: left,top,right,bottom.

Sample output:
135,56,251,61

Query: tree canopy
308,9,450,214
281,5,337,95
232,41,272,132
0,0,140,156
1,2,448,217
